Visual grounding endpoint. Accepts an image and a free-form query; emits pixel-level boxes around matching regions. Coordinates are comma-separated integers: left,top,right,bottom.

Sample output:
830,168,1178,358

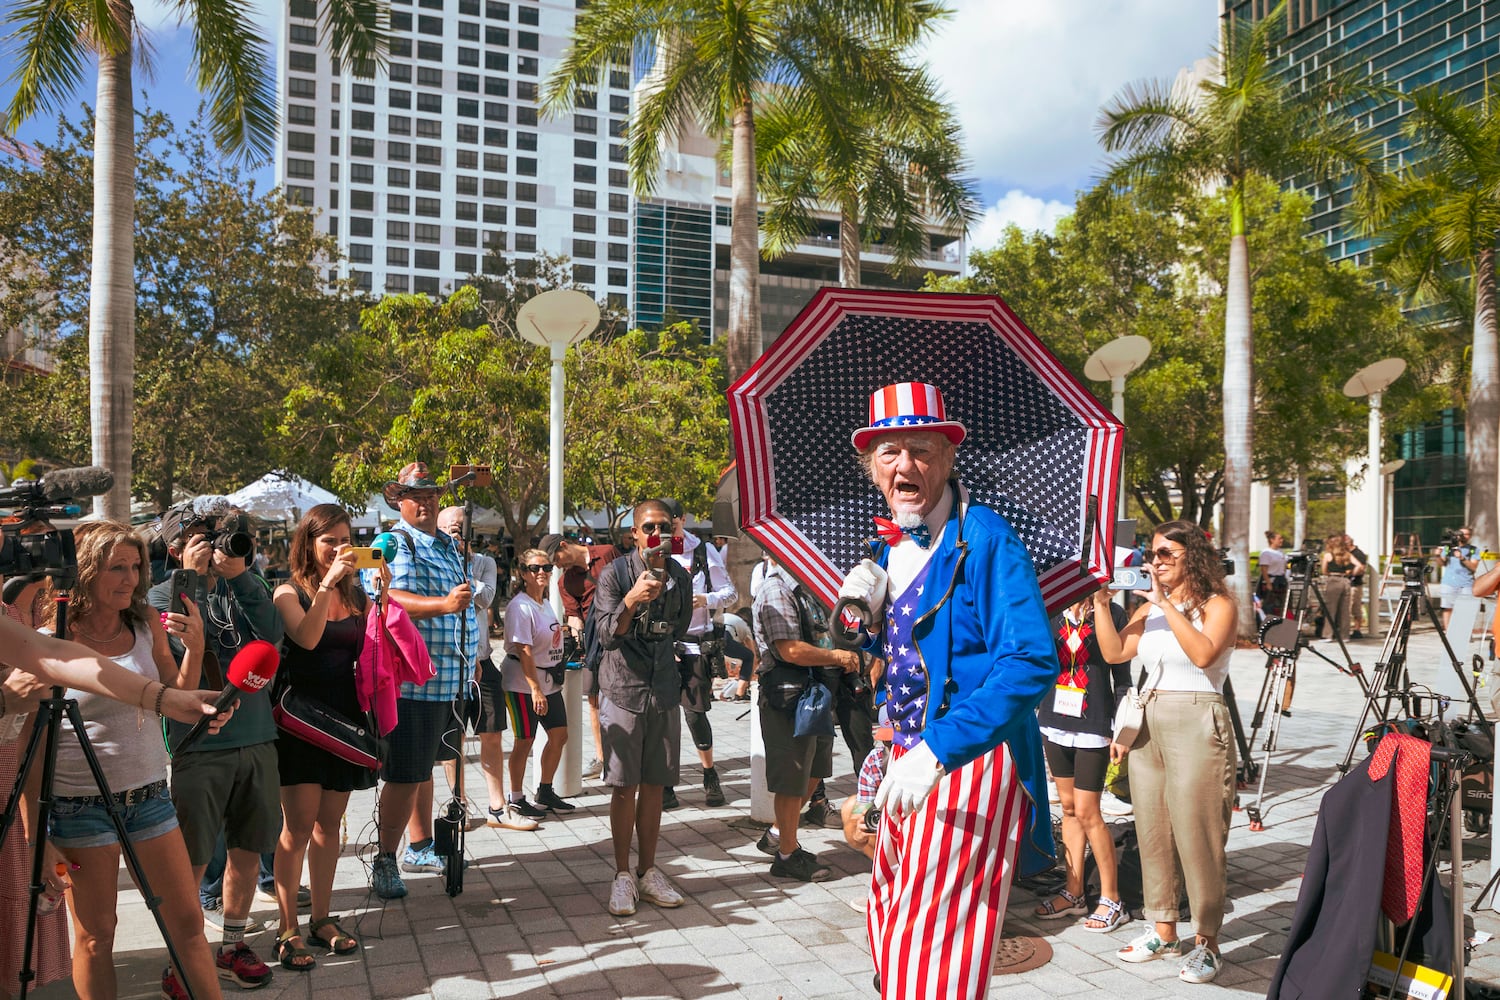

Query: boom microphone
0,466,115,507
171,639,279,755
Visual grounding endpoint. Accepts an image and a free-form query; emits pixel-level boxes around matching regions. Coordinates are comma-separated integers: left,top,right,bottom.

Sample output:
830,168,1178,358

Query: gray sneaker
201,899,263,934
371,853,407,900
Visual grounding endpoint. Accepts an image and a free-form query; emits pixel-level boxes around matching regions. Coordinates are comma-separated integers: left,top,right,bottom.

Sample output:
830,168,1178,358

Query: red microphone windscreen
224,639,280,693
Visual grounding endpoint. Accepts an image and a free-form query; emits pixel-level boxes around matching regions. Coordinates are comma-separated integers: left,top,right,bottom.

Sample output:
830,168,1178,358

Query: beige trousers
1129,691,1236,936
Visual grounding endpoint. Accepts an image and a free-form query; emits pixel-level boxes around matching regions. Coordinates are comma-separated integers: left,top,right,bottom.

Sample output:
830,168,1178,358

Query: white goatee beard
891,511,923,529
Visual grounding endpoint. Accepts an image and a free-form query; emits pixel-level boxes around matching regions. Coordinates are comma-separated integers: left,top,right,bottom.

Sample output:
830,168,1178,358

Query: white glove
873,740,944,817
838,558,889,617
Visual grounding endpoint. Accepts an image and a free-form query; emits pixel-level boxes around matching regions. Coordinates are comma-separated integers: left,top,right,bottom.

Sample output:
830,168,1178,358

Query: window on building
574,139,597,158
576,91,597,109
387,247,409,267
454,252,477,274
608,193,629,213
286,185,313,206
391,10,412,29
386,193,408,213
573,213,596,233
352,271,372,292
327,189,339,209
573,163,596,183
516,207,536,226
417,41,443,61
416,119,442,138
485,230,505,247
350,163,375,184
386,273,409,293
457,72,479,92
456,175,478,195
484,77,508,97
389,115,411,135
418,67,443,89
329,137,340,157
458,98,479,118
415,171,440,191
418,14,443,34
516,182,537,202
388,220,410,240
515,258,536,278
573,239,596,258
486,26,509,44
610,69,628,89
456,227,478,247
415,250,440,270
286,158,315,179
389,89,411,109
389,62,412,82
573,264,595,284
416,145,442,165
608,144,625,163
351,110,375,130
574,189,597,209
327,215,339,235
516,131,537,151
516,81,538,102
415,197,442,217
484,102,507,122
288,104,316,125
574,114,597,134
290,23,316,43
518,4,538,24
483,178,507,198
330,108,340,129
413,275,440,295
608,118,626,138
484,127,507,146
609,94,629,114
389,168,411,188
608,242,628,261
328,161,340,182
457,124,479,143
518,56,538,75
485,51,508,71
483,204,506,223
287,131,315,152
456,201,477,220
457,150,478,170
608,267,627,286
386,142,410,163
415,223,441,243
608,168,627,188
418,0,444,8
288,50,317,73
352,83,375,104
417,93,442,113
484,153,507,171
486,1,509,18
458,20,479,40
516,107,538,127
516,157,536,176
458,47,478,66
288,77,316,99
459,0,479,14
516,233,537,252
348,136,374,158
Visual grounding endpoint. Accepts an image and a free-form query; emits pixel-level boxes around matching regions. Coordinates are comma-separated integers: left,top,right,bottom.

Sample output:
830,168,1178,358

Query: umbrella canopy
226,472,342,524
727,288,1122,615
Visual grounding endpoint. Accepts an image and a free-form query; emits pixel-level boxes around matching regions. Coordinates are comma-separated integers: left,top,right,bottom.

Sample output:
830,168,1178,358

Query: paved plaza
37,619,1500,999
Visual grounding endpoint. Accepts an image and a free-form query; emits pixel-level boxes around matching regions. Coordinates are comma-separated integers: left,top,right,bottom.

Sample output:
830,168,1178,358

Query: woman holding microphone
1091,520,1237,985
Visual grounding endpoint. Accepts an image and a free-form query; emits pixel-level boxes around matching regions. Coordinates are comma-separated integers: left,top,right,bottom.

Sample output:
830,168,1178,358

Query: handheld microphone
171,639,279,755
372,532,400,563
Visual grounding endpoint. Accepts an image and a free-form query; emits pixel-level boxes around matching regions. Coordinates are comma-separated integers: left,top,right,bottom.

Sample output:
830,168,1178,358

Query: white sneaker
607,871,638,916
1100,791,1134,816
1048,782,1060,804
487,804,540,831
1178,942,1222,984
637,866,684,908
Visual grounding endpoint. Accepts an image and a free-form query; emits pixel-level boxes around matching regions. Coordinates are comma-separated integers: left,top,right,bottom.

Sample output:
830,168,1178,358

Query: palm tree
1094,2,1378,633
3,1,385,519
543,0,945,380
755,58,976,287
1353,80,1500,545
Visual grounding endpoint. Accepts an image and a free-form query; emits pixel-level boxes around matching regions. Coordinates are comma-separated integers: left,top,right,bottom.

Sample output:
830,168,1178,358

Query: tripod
0,590,201,1000
1340,572,1488,774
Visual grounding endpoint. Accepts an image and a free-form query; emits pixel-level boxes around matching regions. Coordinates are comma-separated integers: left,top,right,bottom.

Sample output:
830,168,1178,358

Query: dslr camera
195,513,255,560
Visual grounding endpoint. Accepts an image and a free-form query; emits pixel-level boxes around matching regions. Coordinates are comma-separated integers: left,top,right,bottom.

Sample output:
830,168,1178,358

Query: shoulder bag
1112,654,1164,749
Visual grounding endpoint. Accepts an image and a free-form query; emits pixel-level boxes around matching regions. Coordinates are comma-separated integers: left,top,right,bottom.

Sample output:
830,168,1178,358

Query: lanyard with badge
1054,608,1090,718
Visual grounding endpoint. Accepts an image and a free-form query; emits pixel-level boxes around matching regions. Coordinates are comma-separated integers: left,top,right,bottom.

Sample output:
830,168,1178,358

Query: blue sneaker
371,853,407,899
400,842,445,874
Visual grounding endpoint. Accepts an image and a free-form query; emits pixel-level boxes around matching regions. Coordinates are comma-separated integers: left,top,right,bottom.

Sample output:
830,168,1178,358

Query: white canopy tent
226,472,346,525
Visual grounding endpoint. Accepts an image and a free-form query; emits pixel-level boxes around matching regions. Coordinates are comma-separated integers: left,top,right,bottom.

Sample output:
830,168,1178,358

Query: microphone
372,532,400,563
0,466,114,507
171,639,279,755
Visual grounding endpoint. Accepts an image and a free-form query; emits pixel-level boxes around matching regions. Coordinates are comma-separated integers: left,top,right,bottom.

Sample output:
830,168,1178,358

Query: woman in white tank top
35,521,227,1000
1092,520,1237,986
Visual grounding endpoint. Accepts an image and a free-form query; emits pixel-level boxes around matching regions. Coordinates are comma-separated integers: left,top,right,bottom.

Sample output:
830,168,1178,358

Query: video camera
1218,548,1235,577
0,466,115,600
1442,528,1468,548
1401,556,1428,590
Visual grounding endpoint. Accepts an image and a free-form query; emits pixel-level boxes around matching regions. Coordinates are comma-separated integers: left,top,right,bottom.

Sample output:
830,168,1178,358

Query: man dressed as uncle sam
837,381,1057,999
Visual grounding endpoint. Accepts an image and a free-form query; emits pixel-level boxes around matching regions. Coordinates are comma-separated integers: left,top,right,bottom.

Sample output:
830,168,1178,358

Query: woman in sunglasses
499,548,570,819
1090,520,1236,986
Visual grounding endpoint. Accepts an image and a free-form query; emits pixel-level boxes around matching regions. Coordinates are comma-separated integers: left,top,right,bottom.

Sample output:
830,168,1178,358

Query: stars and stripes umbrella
727,288,1123,615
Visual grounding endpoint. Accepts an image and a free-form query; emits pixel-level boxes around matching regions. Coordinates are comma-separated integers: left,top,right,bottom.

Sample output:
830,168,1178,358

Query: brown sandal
309,916,358,955
275,930,317,971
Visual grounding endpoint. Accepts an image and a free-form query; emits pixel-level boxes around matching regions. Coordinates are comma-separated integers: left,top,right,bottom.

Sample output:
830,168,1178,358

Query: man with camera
369,464,477,899
543,532,621,778
149,497,283,991
661,498,735,809
1437,526,1481,629
590,500,692,916
752,556,862,881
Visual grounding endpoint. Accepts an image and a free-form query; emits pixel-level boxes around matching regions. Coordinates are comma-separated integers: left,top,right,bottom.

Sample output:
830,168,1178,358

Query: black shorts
464,658,507,735
382,698,463,784
1043,739,1111,795
505,689,566,739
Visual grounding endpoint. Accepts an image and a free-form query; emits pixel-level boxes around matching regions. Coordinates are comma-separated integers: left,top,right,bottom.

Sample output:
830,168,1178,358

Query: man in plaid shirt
369,462,477,900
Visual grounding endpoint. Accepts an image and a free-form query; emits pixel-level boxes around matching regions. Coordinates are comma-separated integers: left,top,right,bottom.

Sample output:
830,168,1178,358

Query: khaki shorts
758,697,833,796
170,742,282,864
599,692,680,788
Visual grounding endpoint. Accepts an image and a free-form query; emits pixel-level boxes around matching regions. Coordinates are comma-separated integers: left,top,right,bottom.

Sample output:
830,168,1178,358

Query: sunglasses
639,522,672,534
524,564,553,573
1145,546,1184,563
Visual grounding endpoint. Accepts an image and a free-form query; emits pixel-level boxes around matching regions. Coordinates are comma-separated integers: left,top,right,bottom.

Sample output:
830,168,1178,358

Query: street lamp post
519,289,600,797
1343,357,1406,641
1084,336,1151,524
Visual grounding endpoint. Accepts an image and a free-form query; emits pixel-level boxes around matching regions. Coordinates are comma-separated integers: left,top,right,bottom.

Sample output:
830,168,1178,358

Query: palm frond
4,0,90,128
181,0,277,158
318,0,388,67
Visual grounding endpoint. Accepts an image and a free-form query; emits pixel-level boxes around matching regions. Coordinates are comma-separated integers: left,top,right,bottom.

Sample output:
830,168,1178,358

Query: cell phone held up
449,464,494,488
350,546,385,570
1108,566,1152,591
168,569,199,614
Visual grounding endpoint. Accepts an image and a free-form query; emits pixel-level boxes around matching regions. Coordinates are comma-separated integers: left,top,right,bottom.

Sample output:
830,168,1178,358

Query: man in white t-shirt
501,547,572,818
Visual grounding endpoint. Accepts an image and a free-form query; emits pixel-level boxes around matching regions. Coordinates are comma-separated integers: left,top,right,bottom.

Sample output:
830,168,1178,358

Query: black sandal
309,916,359,955
275,930,317,971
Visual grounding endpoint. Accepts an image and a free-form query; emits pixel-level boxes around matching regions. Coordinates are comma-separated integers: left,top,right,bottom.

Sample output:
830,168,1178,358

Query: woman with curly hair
36,521,223,1000
1091,520,1237,985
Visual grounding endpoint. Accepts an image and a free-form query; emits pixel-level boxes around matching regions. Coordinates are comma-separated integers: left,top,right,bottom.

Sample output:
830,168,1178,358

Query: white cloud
969,189,1073,249
924,1,1216,196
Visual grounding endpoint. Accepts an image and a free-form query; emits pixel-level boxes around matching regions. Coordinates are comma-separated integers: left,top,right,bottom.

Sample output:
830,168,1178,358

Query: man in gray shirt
592,499,693,916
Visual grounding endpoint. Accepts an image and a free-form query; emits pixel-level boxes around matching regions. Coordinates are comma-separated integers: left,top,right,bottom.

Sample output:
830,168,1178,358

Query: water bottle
36,863,67,915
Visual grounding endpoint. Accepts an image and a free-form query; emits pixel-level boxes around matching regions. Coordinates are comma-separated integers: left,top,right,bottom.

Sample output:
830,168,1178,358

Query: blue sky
2,1,1217,250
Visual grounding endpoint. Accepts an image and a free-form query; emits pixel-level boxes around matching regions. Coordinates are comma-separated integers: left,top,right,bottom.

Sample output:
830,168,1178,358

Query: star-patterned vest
883,559,935,749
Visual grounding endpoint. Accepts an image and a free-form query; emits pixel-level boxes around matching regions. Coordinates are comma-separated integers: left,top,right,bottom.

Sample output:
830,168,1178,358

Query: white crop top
1136,602,1232,694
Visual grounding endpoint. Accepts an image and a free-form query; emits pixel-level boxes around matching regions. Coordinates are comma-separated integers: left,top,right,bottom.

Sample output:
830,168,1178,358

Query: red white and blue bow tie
874,516,931,549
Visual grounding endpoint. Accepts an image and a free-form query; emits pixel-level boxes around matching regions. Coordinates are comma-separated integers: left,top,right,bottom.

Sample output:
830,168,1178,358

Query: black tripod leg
4,696,63,999
1223,677,1255,784
62,700,202,1000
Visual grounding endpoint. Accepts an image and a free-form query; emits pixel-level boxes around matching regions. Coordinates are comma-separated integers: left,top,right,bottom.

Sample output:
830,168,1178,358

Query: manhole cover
991,932,1053,975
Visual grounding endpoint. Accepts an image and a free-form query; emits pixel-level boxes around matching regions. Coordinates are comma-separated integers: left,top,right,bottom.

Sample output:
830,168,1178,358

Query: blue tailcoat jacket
867,483,1058,876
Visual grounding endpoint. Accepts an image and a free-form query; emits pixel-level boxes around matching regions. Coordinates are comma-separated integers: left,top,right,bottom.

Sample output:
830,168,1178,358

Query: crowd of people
3,395,1496,998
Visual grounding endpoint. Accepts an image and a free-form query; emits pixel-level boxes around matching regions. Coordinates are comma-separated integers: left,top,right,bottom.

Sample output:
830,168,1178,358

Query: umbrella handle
831,597,874,651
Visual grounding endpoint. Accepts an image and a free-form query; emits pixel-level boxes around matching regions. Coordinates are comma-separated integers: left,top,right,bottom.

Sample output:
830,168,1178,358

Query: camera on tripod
1286,538,1324,578
0,467,114,598
1401,556,1428,589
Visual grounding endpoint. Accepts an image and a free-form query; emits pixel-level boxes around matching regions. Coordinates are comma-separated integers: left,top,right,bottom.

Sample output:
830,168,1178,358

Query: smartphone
351,546,384,569
450,463,494,488
168,569,199,614
1108,566,1152,591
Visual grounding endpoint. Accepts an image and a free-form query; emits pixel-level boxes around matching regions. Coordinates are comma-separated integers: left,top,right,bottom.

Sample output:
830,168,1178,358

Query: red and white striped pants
867,743,1026,1000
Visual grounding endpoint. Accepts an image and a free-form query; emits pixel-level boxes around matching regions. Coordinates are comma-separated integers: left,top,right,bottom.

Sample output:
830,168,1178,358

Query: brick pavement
35,621,1500,998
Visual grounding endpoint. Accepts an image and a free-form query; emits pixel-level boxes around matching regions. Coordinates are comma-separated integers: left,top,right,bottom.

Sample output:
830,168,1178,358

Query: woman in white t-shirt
1257,532,1288,618
1092,520,1237,986
500,548,571,819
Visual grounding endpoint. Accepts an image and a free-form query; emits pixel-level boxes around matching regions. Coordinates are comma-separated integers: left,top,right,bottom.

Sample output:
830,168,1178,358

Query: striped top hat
851,382,968,451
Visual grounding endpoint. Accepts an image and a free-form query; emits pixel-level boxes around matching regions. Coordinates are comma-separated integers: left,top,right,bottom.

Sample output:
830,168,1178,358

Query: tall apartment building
275,0,965,347
1220,0,1500,542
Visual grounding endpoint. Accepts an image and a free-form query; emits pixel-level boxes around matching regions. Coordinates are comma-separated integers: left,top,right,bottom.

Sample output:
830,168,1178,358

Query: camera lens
216,531,254,560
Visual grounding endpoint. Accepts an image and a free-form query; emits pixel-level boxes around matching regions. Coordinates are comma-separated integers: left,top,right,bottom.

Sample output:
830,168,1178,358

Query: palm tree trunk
727,99,761,381
1222,193,1254,637
839,201,860,288
90,43,135,520
1468,246,1498,546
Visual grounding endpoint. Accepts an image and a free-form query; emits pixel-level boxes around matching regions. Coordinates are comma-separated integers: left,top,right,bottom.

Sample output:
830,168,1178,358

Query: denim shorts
49,781,179,849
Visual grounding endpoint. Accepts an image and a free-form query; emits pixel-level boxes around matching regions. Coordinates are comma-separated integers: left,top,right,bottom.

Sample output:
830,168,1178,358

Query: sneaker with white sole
1100,791,1134,817
1117,929,1186,964
400,842,445,874
1178,942,1221,984
637,866,684,908
607,871,638,916
487,803,540,831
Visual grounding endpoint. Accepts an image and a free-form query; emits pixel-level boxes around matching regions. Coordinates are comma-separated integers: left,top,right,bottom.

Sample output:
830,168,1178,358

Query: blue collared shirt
388,518,478,701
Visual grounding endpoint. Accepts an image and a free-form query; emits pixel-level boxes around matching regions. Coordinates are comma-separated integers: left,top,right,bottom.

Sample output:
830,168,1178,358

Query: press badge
1054,684,1085,717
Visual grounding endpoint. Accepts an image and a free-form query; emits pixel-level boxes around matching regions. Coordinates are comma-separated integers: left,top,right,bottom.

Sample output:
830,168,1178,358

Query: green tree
755,55,974,286
543,0,942,379
1352,79,1500,545
1094,2,1379,631
0,107,358,509
2,0,385,519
